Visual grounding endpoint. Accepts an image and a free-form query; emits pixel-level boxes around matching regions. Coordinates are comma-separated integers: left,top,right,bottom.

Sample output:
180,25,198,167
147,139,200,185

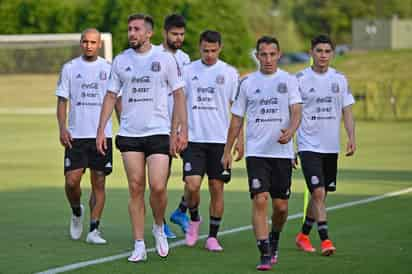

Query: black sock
178,196,188,213
269,229,280,256
90,220,100,232
163,218,167,225
302,216,315,235
317,221,329,241
257,239,271,258
208,216,221,238
189,206,200,221
71,205,81,217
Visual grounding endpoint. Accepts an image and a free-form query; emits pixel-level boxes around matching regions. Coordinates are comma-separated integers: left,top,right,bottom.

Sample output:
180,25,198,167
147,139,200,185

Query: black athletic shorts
64,138,112,175
299,151,338,192
181,142,231,183
246,157,292,199
115,134,170,158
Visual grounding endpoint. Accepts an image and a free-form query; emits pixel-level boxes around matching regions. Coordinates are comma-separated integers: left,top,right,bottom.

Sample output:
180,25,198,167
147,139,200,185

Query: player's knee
185,181,201,194
311,187,325,202
128,181,145,198
150,183,166,195
276,203,288,217
65,177,80,190
254,192,269,207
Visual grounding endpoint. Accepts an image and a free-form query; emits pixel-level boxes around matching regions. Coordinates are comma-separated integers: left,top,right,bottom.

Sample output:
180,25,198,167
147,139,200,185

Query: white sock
134,240,145,250
153,223,164,232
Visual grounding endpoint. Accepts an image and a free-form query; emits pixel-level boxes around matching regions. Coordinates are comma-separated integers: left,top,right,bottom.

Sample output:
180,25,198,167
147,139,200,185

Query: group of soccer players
56,12,356,270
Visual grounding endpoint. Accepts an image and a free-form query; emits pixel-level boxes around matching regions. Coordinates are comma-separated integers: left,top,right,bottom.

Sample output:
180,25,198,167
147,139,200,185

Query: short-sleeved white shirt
107,47,185,137
184,60,239,143
296,67,355,153
55,56,112,138
231,69,302,158
153,44,191,118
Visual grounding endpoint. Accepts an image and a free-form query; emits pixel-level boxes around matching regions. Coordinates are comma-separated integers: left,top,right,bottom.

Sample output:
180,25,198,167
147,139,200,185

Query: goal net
0,33,112,74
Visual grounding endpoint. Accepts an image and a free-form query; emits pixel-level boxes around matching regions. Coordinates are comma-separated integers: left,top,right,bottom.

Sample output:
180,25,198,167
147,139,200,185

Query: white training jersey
184,60,239,143
107,47,185,137
296,67,355,153
55,56,112,138
153,44,191,119
231,69,302,158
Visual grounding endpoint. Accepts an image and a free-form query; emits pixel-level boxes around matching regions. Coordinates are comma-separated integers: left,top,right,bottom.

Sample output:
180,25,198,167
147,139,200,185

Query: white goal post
0,33,113,62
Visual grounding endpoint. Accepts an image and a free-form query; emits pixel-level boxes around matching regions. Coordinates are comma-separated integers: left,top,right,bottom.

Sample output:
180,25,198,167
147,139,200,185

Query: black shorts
246,157,292,200
299,151,338,192
64,138,112,175
115,134,170,158
181,142,230,183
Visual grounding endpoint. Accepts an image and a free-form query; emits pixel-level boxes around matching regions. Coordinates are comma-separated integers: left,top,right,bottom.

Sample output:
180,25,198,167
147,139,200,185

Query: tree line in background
1,0,412,68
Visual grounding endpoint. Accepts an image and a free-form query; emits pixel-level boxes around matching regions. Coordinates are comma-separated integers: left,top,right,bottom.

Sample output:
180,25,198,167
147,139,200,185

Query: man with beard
154,14,191,239
96,14,188,262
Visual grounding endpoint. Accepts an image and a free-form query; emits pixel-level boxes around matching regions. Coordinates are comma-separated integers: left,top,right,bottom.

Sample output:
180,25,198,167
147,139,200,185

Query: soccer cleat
128,246,147,263
270,251,278,265
86,229,107,244
152,225,169,257
70,205,84,240
256,256,272,271
185,219,202,246
164,223,177,239
295,232,316,252
321,239,336,256
170,209,189,234
205,237,223,252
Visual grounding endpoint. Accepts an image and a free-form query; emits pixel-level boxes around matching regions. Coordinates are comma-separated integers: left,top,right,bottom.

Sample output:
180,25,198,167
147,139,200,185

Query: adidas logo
309,87,315,93
192,76,199,81
328,181,336,187
76,73,82,79
105,162,112,168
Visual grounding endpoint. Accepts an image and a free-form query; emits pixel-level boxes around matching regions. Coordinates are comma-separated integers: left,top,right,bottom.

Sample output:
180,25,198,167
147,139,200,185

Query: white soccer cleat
70,205,84,240
86,229,107,244
152,224,169,257
128,246,147,263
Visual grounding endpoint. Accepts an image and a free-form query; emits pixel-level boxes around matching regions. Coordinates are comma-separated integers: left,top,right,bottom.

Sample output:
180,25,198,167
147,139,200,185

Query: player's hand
96,130,107,156
278,128,293,144
169,133,178,158
292,154,298,169
176,129,188,153
345,139,356,156
221,151,233,170
59,128,73,149
233,139,244,162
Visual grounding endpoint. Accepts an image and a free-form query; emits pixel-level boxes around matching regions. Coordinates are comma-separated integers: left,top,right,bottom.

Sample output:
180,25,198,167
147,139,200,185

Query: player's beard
129,41,143,50
166,38,182,50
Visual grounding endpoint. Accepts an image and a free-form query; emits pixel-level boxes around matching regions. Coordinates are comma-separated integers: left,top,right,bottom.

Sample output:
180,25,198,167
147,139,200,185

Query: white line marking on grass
36,187,412,274
0,107,54,115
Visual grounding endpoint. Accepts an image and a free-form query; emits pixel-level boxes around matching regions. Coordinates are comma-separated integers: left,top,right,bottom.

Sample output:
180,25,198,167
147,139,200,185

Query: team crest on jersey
76,73,82,79
151,62,161,72
254,89,261,94
331,83,340,93
192,76,199,81
216,75,225,85
277,82,287,94
251,178,261,189
99,71,107,80
309,87,316,93
125,66,132,72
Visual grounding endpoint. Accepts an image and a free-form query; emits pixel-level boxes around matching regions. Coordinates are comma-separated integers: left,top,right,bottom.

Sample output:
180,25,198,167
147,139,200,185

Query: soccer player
222,36,302,270
295,34,356,256
56,28,113,244
181,30,243,251
96,14,187,262
154,14,191,238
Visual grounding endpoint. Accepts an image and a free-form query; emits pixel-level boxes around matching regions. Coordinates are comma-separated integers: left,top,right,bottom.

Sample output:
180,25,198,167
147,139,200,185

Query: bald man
56,28,115,244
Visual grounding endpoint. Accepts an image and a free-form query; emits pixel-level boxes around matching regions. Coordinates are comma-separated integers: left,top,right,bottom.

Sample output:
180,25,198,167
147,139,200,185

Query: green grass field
0,114,411,273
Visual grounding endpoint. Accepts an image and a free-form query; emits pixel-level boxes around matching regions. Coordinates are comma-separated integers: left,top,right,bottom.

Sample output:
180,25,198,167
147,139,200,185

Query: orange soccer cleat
321,239,336,256
295,232,316,253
